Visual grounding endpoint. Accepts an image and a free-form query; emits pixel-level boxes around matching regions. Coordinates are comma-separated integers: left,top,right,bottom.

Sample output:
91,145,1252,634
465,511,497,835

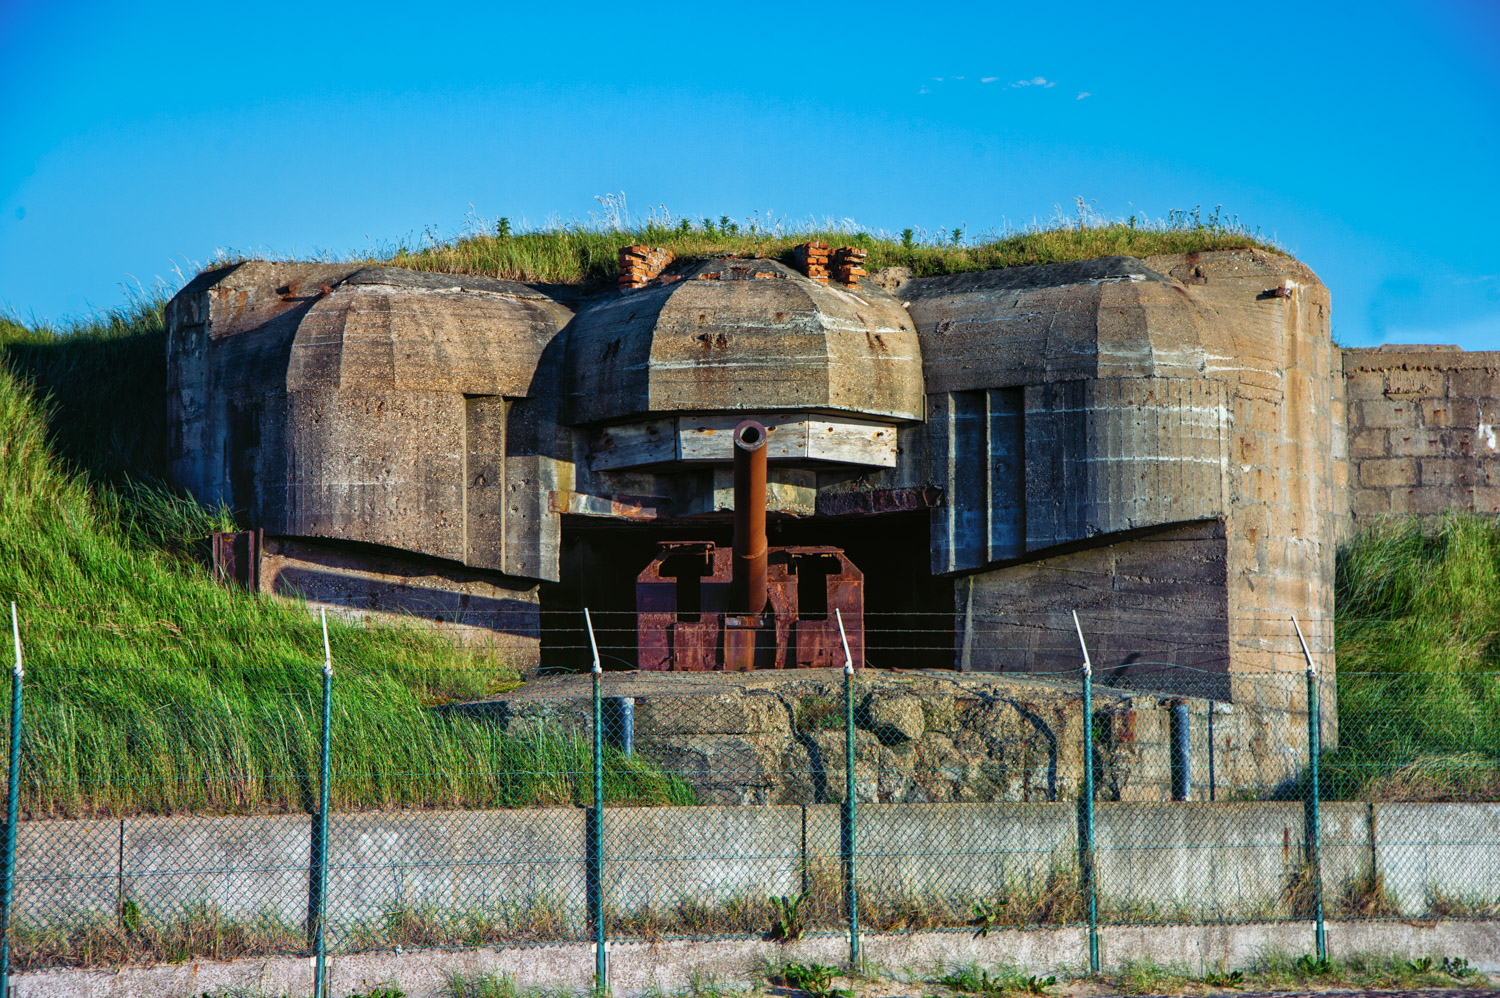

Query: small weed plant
968,899,1008,938
931,964,1041,996
1200,967,1244,988
933,966,1008,994
1447,956,1477,979
1293,954,1334,976
779,962,851,998
768,893,806,942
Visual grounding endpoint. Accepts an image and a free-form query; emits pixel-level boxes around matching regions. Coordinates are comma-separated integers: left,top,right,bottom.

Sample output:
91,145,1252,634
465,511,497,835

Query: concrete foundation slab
11,919,1500,997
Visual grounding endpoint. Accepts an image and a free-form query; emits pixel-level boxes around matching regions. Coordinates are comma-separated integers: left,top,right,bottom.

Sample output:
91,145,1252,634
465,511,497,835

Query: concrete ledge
12,919,1500,997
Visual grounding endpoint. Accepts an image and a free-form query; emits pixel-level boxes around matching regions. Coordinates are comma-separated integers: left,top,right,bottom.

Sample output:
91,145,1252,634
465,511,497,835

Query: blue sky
2,1,1497,349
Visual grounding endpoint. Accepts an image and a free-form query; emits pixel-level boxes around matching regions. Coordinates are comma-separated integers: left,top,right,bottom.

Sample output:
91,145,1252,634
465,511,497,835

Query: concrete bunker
168,248,1361,709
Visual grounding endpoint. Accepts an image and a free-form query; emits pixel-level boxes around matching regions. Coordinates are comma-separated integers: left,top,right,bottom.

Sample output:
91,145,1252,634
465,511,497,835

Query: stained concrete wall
808,801,1078,899
326,808,585,930
904,250,1340,689
562,258,924,426
12,802,1497,935
605,806,803,908
1342,345,1500,528
259,536,541,663
1375,802,1500,914
166,263,576,584
1094,801,1373,918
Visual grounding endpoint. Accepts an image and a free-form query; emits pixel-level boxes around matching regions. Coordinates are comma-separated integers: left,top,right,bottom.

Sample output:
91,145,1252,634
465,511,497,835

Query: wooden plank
804,418,898,467
587,419,677,470
590,412,899,468
677,415,808,461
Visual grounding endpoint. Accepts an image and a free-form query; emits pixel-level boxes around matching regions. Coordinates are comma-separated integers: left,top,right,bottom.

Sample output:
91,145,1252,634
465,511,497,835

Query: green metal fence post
313,609,333,998
0,604,25,998
1293,615,1327,961
1073,611,1099,975
836,609,859,968
585,609,607,993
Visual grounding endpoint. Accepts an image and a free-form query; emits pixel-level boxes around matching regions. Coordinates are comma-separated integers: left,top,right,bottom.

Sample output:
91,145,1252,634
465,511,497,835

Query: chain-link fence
1,604,1498,996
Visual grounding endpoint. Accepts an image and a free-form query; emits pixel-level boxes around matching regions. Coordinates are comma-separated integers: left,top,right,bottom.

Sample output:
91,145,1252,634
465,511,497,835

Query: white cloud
1077,91,1091,100
919,87,930,94
1011,76,1055,88
954,75,964,80
981,76,998,83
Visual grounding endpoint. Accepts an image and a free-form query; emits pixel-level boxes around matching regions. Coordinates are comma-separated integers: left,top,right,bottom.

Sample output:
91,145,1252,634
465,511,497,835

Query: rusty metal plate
636,542,863,670
211,529,262,590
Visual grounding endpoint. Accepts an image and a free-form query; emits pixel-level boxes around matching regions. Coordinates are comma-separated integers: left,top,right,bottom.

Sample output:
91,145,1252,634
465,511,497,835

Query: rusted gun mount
636,420,864,670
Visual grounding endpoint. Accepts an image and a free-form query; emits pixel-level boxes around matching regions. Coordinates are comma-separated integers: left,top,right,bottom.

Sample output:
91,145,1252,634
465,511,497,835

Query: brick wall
1342,346,1500,524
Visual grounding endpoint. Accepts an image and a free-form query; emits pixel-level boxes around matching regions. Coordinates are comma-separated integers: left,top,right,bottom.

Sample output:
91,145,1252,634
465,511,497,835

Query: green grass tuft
1330,513,1500,800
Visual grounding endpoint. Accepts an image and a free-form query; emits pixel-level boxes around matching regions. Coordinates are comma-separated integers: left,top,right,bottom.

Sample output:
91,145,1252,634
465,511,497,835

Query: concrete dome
562,258,924,426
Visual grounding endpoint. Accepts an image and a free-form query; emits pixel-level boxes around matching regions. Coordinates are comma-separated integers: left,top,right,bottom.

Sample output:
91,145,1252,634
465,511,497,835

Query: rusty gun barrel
731,419,769,617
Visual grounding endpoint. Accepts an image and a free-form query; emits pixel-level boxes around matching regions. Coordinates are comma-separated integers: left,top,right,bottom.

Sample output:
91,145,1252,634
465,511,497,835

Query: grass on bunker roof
0,302,692,817
379,203,1285,291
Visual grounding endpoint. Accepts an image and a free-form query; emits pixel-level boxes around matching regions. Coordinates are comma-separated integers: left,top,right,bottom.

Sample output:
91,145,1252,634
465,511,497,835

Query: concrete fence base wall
13,801,1500,935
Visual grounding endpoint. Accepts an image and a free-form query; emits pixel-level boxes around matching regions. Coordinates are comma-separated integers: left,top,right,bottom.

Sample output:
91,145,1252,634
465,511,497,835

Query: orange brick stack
793,241,830,284
832,246,868,287
618,245,675,291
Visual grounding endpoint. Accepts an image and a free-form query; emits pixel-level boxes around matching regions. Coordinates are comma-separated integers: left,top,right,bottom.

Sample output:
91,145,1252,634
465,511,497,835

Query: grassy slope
0,302,689,816
1331,514,1500,799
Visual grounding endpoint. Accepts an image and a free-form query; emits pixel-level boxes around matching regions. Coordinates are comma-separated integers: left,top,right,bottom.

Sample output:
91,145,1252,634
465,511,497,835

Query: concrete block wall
123,815,309,926
811,802,1077,900
11,801,1499,944
326,808,585,929
1343,346,1500,527
1375,802,1500,913
259,537,542,663
604,806,802,909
